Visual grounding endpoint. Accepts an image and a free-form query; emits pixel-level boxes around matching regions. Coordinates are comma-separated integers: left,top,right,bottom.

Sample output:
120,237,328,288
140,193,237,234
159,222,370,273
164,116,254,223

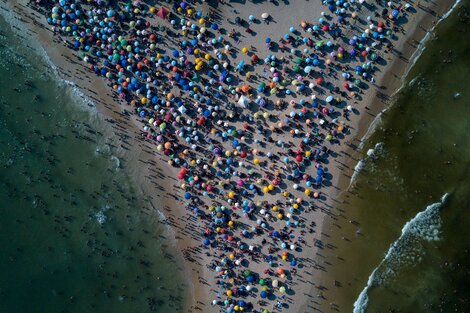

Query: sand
0,0,457,312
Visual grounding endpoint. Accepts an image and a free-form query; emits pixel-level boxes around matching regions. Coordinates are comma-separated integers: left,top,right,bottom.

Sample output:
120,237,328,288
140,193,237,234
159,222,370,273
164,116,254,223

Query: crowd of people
33,0,413,311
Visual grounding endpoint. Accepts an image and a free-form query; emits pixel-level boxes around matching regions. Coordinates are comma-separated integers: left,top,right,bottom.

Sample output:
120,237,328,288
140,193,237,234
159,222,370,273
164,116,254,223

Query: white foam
353,193,449,313
110,155,121,170
95,210,107,225
359,112,383,151
0,2,96,112
359,0,463,152
405,0,463,80
95,204,111,225
350,159,366,186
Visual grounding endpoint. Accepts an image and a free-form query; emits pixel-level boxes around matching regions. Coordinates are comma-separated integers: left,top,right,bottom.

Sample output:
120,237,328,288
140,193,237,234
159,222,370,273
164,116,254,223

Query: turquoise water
322,1,470,312
0,15,185,313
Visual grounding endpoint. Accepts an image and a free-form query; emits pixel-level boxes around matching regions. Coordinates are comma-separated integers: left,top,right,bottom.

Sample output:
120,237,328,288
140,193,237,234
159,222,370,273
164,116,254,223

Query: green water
0,15,185,313
322,2,470,312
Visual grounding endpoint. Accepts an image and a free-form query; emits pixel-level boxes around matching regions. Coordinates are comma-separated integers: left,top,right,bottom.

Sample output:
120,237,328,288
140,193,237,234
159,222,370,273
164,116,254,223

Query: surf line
353,193,449,313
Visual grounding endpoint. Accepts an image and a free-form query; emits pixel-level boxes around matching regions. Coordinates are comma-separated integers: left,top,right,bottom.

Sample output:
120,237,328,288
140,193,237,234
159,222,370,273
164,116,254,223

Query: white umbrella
261,12,269,19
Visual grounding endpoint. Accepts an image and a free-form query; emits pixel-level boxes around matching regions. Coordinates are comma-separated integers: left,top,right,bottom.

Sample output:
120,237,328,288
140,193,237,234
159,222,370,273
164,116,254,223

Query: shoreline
0,0,458,312
1,0,199,310
315,0,458,311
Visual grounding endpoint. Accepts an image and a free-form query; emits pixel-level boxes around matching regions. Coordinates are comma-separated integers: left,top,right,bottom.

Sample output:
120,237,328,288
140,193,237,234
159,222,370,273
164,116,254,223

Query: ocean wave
110,155,121,170
95,204,111,225
349,142,385,187
359,112,383,151
350,159,366,187
359,0,463,152
95,143,111,156
353,193,449,313
0,2,96,112
405,0,463,80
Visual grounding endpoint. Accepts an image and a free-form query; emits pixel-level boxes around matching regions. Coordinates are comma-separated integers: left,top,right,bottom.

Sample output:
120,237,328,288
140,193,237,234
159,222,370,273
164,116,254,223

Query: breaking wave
353,193,449,313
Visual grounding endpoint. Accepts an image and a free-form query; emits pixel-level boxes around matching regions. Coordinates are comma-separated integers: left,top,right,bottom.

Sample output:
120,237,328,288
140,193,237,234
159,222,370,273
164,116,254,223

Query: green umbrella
192,73,201,82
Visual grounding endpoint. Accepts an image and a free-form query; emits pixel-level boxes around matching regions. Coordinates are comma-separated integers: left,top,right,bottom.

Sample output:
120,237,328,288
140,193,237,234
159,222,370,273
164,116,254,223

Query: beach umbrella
156,7,169,19
261,13,270,19
260,291,268,298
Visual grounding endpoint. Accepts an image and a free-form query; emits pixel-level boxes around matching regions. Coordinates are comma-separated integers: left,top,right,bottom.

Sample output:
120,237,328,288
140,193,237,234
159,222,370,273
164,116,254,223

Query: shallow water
322,1,470,312
0,15,186,313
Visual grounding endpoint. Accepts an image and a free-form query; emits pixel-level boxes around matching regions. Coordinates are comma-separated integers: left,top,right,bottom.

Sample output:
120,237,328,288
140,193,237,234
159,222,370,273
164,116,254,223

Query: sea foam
0,2,96,112
353,193,449,313
349,142,385,187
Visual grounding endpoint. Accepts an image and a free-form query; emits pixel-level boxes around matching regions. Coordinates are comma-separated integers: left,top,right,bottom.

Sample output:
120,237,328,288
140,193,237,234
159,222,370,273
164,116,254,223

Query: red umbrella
156,7,169,19
197,116,206,126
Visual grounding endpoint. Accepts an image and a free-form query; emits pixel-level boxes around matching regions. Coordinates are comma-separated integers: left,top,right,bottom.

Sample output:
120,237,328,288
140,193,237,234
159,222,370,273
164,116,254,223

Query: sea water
0,14,186,313
321,1,470,312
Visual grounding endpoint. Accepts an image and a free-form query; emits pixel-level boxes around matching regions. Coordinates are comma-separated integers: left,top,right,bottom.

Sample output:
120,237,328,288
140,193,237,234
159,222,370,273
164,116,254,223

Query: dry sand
0,0,456,312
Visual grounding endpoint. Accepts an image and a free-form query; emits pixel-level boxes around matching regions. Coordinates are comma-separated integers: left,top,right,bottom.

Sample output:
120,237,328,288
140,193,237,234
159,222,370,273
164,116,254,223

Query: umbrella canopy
156,7,169,19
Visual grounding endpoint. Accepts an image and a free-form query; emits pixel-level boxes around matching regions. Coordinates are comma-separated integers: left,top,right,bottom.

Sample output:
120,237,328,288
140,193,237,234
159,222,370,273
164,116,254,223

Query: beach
0,0,460,312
